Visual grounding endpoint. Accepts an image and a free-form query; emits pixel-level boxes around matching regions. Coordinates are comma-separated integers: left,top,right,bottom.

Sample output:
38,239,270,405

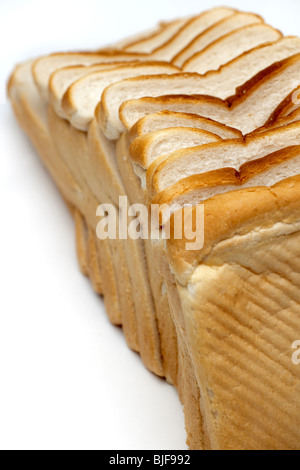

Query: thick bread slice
49,63,136,119
183,36,300,94
32,51,149,101
124,18,189,53
173,12,263,67
108,54,300,138
152,146,300,217
86,123,165,376
129,128,221,169
62,62,179,131
166,181,300,449
167,176,300,281
182,24,282,74
147,122,300,196
128,111,242,144
150,7,236,61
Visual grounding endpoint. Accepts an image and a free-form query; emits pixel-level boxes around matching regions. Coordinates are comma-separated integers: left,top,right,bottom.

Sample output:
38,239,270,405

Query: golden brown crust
167,176,300,282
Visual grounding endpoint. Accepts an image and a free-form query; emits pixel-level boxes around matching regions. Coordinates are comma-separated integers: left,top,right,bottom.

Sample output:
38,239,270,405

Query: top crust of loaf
166,175,300,283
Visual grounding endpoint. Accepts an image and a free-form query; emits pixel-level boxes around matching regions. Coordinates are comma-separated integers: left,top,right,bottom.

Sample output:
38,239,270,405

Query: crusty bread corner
167,176,300,284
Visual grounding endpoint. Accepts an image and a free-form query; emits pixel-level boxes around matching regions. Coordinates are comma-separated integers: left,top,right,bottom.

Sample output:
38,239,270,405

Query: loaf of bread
8,7,300,450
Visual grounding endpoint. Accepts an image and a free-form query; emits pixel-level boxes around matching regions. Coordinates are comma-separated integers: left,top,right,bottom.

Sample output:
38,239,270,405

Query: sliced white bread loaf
32,51,149,101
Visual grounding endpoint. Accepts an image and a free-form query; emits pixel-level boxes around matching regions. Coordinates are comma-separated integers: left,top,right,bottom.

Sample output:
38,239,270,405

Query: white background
0,0,299,451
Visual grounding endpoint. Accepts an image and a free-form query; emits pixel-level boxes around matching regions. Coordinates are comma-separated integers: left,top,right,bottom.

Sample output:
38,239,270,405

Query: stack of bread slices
8,6,300,450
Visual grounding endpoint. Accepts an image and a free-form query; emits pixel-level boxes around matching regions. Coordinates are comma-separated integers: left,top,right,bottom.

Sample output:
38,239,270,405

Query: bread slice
152,145,300,219
124,18,189,53
9,6,300,450
32,51,149,101
129,127,222,169
105,53,300,137
182,23,282,73
128,111,242,144
173,12,264,67
164,179,300,449
264,86,300,124
147,121,300,196
123,36,300,110
61,62,179,131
